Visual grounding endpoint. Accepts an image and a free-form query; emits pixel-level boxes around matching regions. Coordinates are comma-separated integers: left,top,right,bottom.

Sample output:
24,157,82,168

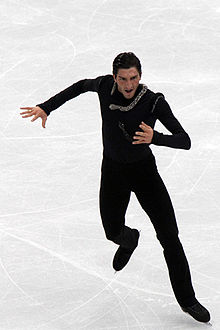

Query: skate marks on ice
0,0,219,328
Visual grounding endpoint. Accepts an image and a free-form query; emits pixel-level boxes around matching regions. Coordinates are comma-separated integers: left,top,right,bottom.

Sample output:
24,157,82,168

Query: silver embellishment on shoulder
151,95,164,113
111,82,117,95
109,84,148,112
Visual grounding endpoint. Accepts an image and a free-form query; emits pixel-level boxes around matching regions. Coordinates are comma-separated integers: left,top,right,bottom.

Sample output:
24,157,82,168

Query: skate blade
205,321,213,327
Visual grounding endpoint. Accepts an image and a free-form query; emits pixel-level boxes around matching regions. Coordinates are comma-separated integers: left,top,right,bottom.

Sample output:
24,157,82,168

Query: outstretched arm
20,76,104,127
35,76,104,116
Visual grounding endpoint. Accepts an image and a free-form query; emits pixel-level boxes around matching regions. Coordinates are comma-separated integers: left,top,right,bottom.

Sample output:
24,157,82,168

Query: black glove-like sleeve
151,97,191,150
36,76,105,116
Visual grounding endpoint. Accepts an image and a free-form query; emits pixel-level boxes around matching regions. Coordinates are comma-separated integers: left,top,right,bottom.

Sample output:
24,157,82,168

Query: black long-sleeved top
36,75,191,163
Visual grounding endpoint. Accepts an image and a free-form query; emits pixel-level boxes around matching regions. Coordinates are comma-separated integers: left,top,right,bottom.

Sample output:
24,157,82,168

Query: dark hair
112,52,142,77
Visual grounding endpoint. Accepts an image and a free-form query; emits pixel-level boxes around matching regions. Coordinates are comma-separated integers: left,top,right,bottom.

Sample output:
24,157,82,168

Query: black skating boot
181,301,210,323
113,229,140,271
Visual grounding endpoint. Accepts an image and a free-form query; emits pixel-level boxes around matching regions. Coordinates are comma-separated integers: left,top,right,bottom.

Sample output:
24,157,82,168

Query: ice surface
0,0,219,329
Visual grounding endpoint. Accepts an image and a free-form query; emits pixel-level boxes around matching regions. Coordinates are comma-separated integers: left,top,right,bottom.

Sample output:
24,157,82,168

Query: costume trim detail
151,94,165,113
109,84,148,112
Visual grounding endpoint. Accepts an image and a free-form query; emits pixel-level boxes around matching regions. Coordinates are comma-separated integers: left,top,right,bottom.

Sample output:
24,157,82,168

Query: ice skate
113,229,140,271
181,301,210,323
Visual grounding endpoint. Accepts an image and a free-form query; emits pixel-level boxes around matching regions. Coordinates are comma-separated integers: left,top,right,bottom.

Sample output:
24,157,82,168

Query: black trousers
99,155,197,308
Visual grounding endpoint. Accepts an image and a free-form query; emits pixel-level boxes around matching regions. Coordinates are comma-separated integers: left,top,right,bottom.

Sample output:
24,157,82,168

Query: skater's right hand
20,106,47,128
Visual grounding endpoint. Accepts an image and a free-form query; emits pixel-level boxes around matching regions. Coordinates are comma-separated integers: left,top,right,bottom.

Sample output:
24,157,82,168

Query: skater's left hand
132,122,154,144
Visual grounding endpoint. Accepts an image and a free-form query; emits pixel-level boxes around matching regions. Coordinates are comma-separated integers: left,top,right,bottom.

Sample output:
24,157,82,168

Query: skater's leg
132,159,196,307
99,157,137,250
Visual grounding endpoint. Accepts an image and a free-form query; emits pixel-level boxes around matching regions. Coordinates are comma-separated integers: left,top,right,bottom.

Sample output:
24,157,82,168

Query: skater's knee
105,232,114,241
105,231,121,245
157,232,181,250
105,232,117,242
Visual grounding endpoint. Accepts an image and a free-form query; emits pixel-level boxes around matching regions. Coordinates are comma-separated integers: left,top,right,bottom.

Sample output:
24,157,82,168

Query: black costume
36,75,197,308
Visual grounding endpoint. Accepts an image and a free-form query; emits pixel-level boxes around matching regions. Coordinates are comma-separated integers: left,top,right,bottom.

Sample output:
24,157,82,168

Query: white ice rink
0,0,220,329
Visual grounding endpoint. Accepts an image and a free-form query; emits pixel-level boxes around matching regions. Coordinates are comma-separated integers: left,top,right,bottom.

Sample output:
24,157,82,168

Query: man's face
113,67,141,99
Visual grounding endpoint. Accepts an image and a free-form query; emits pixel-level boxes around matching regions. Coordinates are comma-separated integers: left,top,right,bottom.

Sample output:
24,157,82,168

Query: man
20,52,210,323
